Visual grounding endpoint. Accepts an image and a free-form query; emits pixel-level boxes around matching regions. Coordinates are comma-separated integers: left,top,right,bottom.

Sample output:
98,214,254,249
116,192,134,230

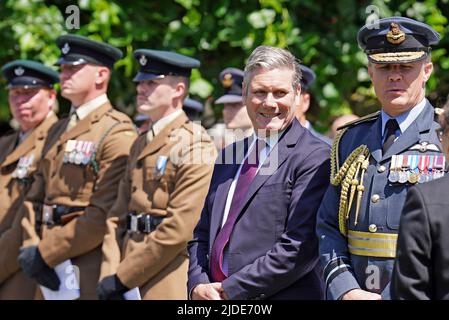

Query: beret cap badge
386,23,406,44
139,55,147,66
14,66,25,76
62,43,71,55
221,73,233,88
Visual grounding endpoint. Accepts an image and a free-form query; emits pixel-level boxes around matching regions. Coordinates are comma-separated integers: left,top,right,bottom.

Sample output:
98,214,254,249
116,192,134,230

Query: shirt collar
152,109,184,136
71,93,109,120
381,98,427,139
253,129,282,151
303,120,311,130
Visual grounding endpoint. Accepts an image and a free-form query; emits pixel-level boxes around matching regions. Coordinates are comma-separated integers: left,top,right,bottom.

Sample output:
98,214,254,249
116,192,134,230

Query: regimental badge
139,55,147,66
14,66,25,76
62,43,70,55
386,23,406,45
221,73,233,88
154,155,168,179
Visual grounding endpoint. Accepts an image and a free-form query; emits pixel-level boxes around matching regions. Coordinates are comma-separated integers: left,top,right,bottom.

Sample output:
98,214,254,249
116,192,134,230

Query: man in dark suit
391,106,449,300
187,45,330,300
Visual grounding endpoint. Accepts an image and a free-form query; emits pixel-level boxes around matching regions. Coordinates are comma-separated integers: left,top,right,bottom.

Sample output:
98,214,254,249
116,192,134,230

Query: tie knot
385,119,399,134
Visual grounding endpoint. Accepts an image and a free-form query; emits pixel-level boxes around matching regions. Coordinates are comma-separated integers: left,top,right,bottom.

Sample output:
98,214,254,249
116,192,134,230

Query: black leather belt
126,212,164,234
42,204,86,226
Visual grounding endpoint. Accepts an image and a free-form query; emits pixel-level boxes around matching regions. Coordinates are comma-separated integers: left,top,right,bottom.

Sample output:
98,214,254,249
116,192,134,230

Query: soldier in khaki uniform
0,60,59,299
97,49,216,300
18,35,138,299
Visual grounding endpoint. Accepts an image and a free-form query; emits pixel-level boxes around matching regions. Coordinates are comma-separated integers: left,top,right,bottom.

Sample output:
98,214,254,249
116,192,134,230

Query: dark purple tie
210,139,263,282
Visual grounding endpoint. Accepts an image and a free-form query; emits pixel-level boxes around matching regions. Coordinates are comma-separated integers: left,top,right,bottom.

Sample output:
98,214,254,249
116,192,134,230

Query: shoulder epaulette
337,111,380,131
107,108,133,123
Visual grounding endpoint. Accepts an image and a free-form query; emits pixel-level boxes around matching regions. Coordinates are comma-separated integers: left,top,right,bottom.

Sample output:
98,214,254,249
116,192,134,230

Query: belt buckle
129,214,142,233
43,204,55,226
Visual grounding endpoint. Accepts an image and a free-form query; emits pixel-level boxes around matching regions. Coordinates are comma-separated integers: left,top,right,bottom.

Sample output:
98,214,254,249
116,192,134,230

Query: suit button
369,224,378,233
132,186,137,192
378,165,386,173
371,194,380,203
260,293,266,299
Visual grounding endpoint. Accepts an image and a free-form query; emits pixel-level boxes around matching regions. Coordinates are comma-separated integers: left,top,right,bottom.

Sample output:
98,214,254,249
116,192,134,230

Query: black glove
97,274,129,300
18,246,61,291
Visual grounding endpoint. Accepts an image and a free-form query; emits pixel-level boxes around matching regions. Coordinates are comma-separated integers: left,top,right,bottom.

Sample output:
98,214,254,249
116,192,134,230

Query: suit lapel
137,112,189,160
381,102,434,162
238,122,301,215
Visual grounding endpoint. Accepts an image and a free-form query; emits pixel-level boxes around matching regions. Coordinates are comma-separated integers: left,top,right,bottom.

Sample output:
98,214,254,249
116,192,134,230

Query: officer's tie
209,139,264,282
66,109,78,131
382,119,400,155
146,123,156,142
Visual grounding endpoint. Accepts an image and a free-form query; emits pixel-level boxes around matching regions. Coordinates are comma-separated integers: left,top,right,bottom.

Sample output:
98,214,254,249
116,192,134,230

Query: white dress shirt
70,93,109,121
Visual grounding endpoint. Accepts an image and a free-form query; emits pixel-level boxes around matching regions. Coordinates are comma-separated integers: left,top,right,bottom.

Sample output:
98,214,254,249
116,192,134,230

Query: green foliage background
1,0,449,132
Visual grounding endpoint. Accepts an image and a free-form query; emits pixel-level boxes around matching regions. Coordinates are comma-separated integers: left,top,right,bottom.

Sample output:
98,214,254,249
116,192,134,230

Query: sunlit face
243,67,300,135
368,59,433,117
136,77,178,117
8,87,55,132
222,102,252,130
59,64,99,102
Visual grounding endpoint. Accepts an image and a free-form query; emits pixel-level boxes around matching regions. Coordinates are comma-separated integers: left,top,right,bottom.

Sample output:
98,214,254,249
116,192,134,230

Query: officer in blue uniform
317,16,444,300
295,65,332,145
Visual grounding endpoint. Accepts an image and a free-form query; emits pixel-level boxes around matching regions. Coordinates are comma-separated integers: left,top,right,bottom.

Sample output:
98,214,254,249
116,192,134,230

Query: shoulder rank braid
330,128,370,236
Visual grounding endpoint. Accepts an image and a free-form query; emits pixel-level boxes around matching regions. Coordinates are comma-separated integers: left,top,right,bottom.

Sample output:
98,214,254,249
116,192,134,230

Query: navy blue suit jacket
187,119,330,300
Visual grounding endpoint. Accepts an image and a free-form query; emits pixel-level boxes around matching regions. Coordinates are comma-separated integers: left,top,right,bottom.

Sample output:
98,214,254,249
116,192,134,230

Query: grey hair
243,46,302,95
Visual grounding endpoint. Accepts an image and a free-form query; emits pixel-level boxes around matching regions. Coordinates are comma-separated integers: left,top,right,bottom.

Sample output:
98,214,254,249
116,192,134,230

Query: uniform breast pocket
144,166,176,210
59,162,96,194
385,185,409,230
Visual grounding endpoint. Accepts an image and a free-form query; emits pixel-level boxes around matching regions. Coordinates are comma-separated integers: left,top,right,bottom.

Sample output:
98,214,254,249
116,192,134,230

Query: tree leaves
1,0,449,130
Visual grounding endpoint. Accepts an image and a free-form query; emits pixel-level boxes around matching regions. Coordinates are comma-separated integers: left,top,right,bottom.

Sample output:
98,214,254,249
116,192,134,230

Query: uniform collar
152,109,184,136
381,98,427,139
18,110,56,144
71,93,109,120
252,128,283,153
303,120,312,130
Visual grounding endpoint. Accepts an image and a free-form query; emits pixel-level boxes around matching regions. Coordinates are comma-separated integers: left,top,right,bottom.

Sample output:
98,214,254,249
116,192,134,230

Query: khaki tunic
100,111,216,299
21,102,137,299
0,113,58,299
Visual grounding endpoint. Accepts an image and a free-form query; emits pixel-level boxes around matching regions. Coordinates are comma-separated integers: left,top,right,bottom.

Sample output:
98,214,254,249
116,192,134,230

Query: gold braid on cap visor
369,51,426,63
